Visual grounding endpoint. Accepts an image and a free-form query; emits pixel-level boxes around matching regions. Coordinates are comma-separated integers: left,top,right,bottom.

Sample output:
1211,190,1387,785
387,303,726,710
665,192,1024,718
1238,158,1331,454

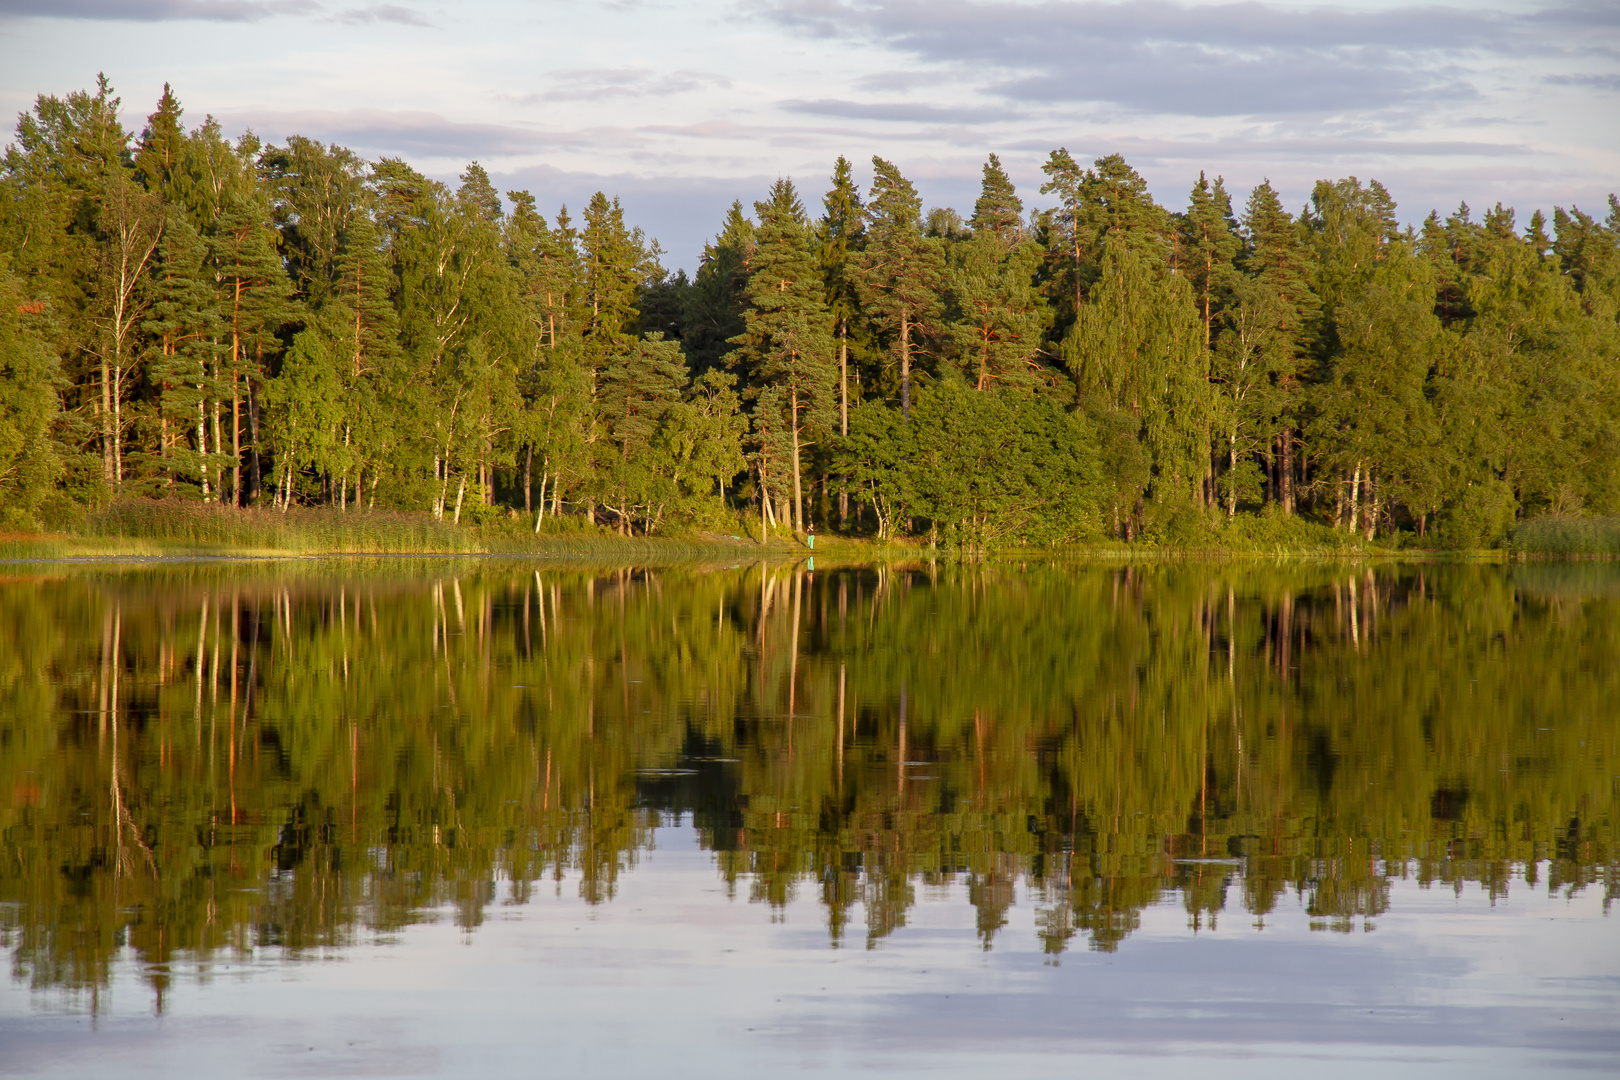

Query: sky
1,0,1617,272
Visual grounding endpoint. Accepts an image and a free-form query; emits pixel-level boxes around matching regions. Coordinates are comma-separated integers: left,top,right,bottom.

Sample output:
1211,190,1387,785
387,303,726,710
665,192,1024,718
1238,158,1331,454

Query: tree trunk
1349,461,1363,534
1227,437,1238,518
790,386,804,533
452,474,467,525
228,378,239,505
246,365,262,506
1263,434,1274,506
524,443,533,514
1280,427,1295,515
211,374,224,505
485,439,495,508
1364,473,1380,541
899,306,911,419
839,319,849,528
100,355,115,485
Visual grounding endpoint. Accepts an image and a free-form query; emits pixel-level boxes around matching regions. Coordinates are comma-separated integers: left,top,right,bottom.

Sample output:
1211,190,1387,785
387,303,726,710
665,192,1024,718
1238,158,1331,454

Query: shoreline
0,534,1556,565
5,502,1608,564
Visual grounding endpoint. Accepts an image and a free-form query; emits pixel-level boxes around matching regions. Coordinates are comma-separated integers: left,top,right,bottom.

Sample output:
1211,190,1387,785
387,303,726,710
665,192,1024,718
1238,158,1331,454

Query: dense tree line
3,563,1615,1000
4,79,1619,546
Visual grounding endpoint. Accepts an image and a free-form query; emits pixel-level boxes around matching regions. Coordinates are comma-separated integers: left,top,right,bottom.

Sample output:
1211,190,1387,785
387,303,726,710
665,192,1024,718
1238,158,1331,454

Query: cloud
510,68,733,105
336,4,429,25
229,107,592,158
779,98,1014,124
0,0,434,22
759,1,1619,117
1544,73,1620,91
0,0,318,19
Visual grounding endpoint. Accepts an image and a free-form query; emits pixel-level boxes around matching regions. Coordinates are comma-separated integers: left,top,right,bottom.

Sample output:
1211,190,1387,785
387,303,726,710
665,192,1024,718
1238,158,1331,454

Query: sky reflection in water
1,560,1616,1076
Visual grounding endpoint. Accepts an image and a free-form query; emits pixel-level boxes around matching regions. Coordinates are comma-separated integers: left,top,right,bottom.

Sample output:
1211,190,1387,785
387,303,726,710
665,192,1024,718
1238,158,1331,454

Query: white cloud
1,0,1614,264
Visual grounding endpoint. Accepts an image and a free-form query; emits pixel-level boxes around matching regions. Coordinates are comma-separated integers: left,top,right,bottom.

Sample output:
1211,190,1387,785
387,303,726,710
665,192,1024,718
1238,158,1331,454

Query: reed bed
1509,516,1620,557
0,498,787,562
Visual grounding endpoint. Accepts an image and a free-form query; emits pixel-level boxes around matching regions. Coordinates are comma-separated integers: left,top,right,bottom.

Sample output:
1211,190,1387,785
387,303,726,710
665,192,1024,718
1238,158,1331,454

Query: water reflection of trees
1,561,1615,1007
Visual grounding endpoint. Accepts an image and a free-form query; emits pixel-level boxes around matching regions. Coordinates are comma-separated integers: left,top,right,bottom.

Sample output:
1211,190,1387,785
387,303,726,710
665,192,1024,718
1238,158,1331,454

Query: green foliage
0,562,1614,980
857,157,944,417
0,270,63,525
1510,515,1620,555
3,77,1618,551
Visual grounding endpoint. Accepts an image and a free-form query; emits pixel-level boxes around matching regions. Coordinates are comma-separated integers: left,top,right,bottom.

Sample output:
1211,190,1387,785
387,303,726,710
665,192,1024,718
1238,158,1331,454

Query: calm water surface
1,560,1616,1077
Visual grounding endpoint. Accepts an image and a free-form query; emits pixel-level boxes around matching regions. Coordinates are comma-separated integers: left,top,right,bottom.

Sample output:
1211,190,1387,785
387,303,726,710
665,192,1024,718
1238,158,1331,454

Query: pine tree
596,332,686,533
320,211,402,508
1175,172,1239,508
1307,239,1439,539
210,157,296,505
944,231,1046,391
504,188,581,514
1178,173,1240,347
730,178,837,531
261,136,368,306
1039,150,1172,330
578,191,661,520
857,157,943,419
1240,181,1319,514
1552,201,1620,322
969,153,1024,247
817,157,865,443
1037,147,1088,320
141,217,224,497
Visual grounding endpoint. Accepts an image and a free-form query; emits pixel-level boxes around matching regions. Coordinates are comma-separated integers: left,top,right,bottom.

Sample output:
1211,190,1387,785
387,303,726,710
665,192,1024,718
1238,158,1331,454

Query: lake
1,559,1616,1077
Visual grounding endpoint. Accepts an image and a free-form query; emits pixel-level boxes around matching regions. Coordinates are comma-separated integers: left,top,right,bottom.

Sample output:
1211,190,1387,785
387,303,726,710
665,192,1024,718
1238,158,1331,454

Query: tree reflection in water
1,561,1615,1010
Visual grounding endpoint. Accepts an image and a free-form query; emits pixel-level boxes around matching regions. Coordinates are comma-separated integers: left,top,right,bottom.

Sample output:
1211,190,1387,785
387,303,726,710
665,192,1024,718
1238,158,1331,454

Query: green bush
1215,506,1361,553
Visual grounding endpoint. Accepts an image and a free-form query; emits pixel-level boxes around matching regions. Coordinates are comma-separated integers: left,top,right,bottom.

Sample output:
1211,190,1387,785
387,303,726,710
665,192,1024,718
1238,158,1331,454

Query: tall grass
0,498,785,561
1508,516,1620,557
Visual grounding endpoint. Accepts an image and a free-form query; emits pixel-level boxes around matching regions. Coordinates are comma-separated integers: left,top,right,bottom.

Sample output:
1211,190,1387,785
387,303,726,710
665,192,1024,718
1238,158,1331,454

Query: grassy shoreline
2,498,1612,563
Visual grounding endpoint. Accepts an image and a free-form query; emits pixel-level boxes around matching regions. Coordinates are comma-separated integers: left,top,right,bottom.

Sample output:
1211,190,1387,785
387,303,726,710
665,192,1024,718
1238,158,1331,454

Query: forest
3,78,1619,548
3,562,1616,1002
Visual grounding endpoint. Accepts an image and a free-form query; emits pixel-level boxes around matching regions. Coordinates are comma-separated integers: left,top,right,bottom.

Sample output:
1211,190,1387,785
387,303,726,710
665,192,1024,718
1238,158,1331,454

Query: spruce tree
685,201,754,375
133,84,185,197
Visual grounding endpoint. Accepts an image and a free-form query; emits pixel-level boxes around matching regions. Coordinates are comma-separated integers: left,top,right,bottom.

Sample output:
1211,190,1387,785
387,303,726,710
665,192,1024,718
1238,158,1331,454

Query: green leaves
4,75,1619,547
0,270,64,525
